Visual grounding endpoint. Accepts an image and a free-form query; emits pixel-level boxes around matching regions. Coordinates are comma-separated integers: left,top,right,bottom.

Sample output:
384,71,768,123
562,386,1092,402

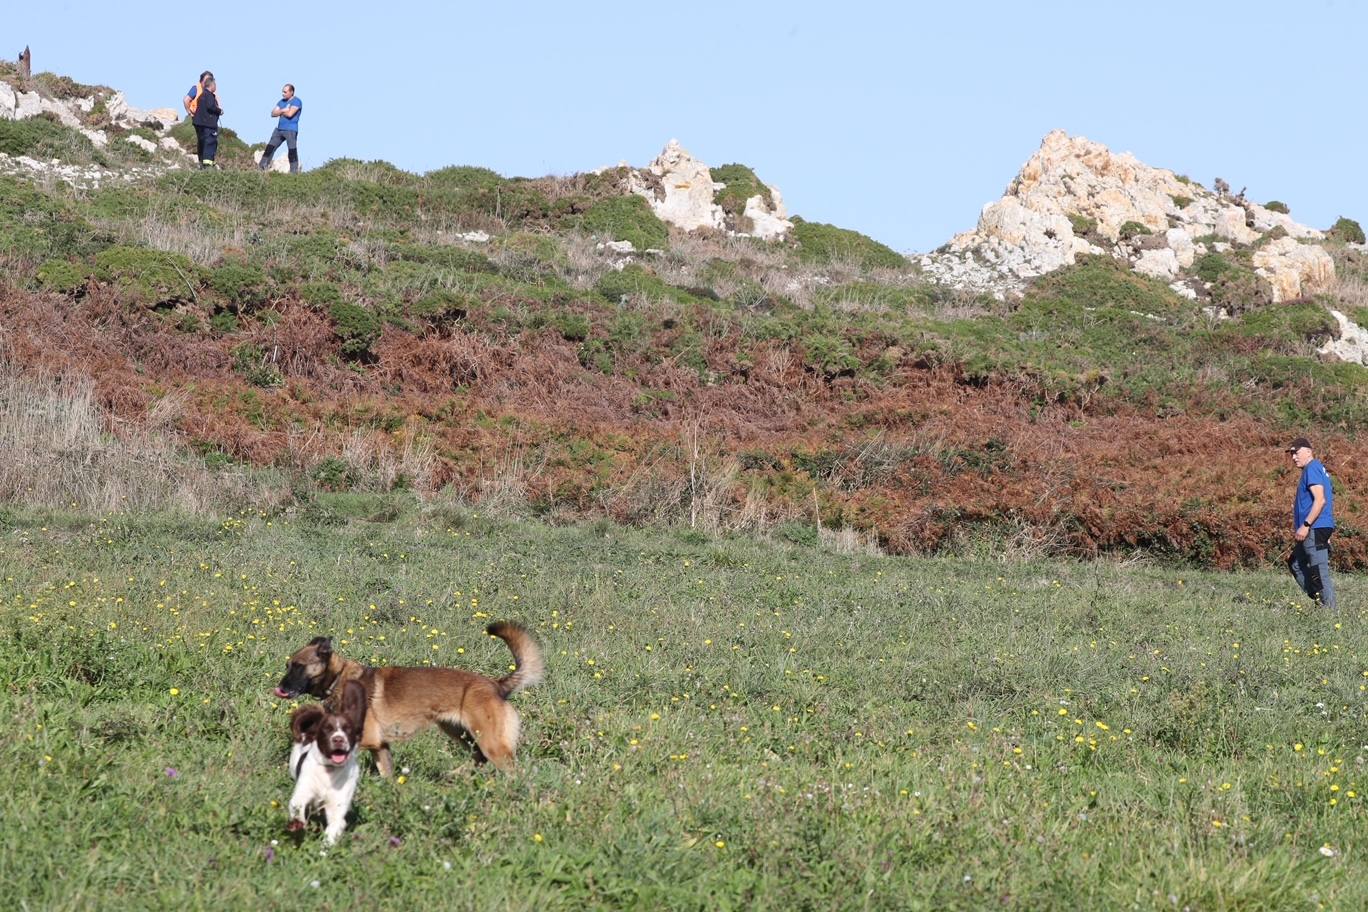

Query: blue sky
9,1,1364,252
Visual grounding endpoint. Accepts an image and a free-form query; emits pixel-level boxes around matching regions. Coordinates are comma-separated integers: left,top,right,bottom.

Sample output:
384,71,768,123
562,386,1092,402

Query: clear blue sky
9,1,1364,252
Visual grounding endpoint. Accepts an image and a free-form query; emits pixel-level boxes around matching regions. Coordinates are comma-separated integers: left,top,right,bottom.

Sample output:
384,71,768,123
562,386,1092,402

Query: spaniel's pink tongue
330,751,349,764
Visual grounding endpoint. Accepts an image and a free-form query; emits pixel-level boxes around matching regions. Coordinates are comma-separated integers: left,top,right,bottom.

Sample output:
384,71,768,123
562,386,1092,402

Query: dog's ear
308,636,333,659
290,705,326,742
340,679,368,729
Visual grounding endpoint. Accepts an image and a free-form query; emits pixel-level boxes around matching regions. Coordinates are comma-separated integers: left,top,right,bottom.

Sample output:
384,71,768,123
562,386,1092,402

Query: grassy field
0,503,1363,910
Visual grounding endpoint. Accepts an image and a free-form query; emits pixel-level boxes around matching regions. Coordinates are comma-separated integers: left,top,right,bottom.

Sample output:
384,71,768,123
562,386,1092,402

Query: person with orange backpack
183,70,213,116
190,76,224,169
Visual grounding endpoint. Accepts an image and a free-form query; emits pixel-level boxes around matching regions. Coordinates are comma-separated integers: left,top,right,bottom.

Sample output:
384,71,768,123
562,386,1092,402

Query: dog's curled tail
487,621,545,698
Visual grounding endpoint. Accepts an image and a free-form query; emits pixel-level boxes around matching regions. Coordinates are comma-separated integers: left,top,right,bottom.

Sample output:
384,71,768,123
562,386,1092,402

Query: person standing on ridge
183,70,213,116
191,76,224,169
1286,436,1337,610
257,83,302,173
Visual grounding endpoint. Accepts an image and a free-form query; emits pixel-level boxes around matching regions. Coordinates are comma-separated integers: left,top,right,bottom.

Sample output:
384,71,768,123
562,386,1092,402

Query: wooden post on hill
17,46,31,82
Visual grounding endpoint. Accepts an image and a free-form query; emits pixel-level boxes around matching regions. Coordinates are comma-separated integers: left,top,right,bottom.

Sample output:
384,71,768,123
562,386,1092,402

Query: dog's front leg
286,781,310,832
322,799,348,845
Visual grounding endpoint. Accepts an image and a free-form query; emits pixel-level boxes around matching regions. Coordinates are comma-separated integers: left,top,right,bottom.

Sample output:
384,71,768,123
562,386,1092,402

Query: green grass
1,507,1364,910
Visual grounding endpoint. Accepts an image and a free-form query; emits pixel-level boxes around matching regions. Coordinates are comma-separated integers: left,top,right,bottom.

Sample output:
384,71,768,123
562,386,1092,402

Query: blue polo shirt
276,97,301,132
1294,459,1335,529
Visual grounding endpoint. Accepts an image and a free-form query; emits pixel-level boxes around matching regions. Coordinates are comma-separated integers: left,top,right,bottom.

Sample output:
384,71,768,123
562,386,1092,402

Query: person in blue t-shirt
257,83,302,173
1286,436,1337,610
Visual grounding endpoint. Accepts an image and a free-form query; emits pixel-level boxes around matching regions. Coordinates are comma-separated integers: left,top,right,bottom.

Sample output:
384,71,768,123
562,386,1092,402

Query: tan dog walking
275,621,544,775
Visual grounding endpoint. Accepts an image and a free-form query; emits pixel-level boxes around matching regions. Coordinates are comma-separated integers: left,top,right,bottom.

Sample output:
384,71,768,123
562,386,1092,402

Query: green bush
0,115,100,162
596,264,670,303
231,342,284,388
329,301,381,358
208,263,269,310
0,177,109,265
1118,220,1153,240
579,196,669,251
711,164,774,218
411,290,477,326
1264,200,1289,214
1066,213,1098,237
311,457,356,491
789,218,905,269
35,259,88,295
424,165,505,192
92,245,197,306
31,72,107,99
1194,253,1235,284
551,311,591,342
1329,217,1366,245
1169,195,1192,209
390,243,497,274
577,339,615,373
210,311,239,334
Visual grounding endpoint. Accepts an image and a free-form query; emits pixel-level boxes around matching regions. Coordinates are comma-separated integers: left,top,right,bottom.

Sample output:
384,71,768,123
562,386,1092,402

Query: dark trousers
195,125,219,164
1288,529,1337,610
259,128,300,173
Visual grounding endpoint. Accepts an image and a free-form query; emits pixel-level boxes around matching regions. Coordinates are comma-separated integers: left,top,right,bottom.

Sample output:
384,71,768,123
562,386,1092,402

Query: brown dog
274,621,544,775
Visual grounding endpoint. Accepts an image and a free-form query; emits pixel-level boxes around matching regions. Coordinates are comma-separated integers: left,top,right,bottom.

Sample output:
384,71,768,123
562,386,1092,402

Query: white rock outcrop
626,140,792,240
1251,236,1336,303
918,130,1334,302
252,148,292,174
628,140,725,233
1321,310,1368,365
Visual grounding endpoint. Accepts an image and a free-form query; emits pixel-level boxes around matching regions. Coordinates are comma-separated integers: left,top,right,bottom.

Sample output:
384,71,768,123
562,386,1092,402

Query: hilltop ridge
3,64,1368,569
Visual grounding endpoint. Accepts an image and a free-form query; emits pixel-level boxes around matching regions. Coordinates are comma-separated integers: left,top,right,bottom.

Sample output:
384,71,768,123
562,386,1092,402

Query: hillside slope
2,68,1367,568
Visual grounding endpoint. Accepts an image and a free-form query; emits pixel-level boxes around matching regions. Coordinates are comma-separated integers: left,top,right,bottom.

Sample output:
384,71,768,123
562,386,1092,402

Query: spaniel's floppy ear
290,705,326,742
340,679,368,729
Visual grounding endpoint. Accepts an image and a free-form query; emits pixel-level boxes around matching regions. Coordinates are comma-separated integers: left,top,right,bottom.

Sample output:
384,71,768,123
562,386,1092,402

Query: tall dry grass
0,359,281,513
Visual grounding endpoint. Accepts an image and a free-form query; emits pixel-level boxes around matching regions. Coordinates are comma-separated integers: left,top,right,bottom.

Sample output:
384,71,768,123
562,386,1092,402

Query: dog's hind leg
438,719,488,764
466,704,520,772
372,744,394,778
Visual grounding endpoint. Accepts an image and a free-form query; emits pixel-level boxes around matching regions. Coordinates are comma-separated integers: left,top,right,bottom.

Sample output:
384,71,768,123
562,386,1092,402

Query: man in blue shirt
1286,436,1337,610
257,83,302,173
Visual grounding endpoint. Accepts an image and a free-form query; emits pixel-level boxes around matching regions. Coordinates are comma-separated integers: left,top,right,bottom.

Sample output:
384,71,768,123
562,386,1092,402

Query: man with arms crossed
1286,436,1337,610
258,83,302,173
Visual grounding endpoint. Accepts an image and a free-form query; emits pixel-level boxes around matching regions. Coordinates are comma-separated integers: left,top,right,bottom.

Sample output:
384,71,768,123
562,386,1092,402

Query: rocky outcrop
627,140,725,233
0,79,187,167
627,140,792,240
919,130,1334,303
1321,310,1368,365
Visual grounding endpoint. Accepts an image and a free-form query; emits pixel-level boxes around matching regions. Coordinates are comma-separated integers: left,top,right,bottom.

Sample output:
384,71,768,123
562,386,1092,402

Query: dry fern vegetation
1,113,1367,568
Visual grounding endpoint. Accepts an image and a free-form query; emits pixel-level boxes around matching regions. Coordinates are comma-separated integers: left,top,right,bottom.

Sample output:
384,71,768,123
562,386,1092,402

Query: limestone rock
741,187,792,240
1321,310,1368,365
0,83,15,119
252,148,292,174
122,133,158,154
14,91,43,120
1251,237,1336,302
1133,247,1180,280
627,140,724,233
1165,228,1196,268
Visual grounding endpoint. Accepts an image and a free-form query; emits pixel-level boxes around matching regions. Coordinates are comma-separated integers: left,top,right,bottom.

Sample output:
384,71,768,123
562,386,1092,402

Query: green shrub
390,243,497,274
35,259,88,295
789,218,905,269
1209,269,1273,315
31,72,107,99
551,311,591,342
596,264,670,302
1264,200,1289,214
92,245,197,306
411,290,477,326
577,339,615,373
579,196,669,251
0,177,109,265
1194,253,1235,284
1118,220,1153,240
210,311,239,334
1066,213,1098,237
1169,195,1192,209
710,164,774,218
231,342,284,388
300,281,343,308
311,457,356,491
208,263,269,310
329,301,381,358
0,115,100,162
1329,217,1366,245
424,165,505,192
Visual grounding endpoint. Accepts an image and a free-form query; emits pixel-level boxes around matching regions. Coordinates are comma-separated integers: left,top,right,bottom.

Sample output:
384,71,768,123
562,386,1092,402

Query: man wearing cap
1286,437,1337,610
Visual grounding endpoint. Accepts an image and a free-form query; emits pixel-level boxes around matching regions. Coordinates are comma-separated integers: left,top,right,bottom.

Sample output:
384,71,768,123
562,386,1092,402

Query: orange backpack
187,79,206,115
